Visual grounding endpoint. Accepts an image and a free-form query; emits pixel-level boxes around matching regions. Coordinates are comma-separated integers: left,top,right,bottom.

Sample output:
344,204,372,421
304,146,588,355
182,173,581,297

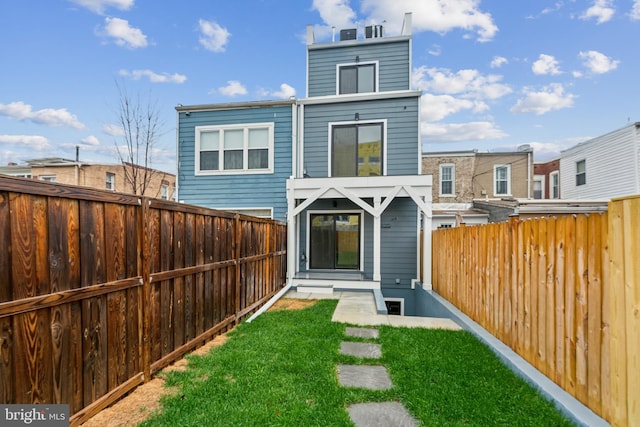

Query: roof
175,99,296,112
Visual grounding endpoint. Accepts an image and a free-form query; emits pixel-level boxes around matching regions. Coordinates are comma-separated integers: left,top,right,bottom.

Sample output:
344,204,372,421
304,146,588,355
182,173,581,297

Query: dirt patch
269,298,318,311
80,300,312,426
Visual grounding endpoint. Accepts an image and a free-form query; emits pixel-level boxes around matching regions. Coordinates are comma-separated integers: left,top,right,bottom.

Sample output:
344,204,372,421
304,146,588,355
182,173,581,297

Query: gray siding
381,198,418,288
303,97,419,178
177,106,292,220
308,38,410,97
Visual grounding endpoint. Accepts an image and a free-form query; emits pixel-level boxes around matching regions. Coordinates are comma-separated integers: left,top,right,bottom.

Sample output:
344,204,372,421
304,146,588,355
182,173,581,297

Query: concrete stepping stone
340,341,382,359
337,364,392,390
347,401,419,427
345,327,379,339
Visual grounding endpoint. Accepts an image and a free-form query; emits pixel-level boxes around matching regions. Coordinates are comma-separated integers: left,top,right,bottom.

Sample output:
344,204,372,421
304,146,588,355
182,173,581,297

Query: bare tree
113,82,165,196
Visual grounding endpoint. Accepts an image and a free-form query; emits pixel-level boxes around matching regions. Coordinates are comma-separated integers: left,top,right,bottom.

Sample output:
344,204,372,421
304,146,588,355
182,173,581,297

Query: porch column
286,178,297,284
373,196,381,282
422,207,432,289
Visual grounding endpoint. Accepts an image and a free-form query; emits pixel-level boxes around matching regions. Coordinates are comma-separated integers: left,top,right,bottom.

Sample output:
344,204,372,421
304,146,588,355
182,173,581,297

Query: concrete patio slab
345,327,379,339
347,402,419,427
337,364,392,390
340,342,382,359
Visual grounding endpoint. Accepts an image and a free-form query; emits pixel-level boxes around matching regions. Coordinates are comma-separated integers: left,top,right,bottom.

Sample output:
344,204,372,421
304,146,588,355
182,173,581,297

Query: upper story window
195,123,274,175
161,183,169,200
106,172,115,190
494,165,511,196
439,164,455,196
576,160,586,186
337,62,377,95
39,175,56,182
550,171,559,199
331,121,384,177
533,176,544,199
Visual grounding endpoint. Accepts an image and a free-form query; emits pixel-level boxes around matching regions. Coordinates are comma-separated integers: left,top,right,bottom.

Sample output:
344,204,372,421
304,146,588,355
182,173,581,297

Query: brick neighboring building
0,157,176,200
533,158,560,199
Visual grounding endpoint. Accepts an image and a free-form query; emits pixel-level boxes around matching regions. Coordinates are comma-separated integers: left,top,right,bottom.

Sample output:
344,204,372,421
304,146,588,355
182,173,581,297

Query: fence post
140,197,151,382
234,213,242,324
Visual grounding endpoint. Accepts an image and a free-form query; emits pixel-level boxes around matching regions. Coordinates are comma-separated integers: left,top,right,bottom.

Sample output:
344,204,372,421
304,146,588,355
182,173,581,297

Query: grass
139,300,574,426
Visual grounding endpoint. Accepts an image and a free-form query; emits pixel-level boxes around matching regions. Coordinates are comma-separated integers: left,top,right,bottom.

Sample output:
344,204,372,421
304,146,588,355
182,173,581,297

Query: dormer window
338,62,377,94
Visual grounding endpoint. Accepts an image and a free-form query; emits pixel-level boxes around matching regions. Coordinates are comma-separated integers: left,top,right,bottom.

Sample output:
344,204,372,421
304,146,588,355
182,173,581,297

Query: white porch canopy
286,175,433,289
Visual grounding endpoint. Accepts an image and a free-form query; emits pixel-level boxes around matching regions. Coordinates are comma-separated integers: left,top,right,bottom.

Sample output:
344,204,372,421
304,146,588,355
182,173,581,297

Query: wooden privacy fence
0,176,287,425
432,194,640,427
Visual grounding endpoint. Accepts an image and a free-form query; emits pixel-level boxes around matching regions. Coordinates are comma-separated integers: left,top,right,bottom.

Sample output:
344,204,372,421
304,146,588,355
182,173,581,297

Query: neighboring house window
106,172,115,190
494,165,511,196
533,175,544,199
439,164,455,196
338,62,377,94
195,123,274,175
576,160,586,186
331,122,383,177
161,184,169,200
550,171,559,199
39,175,56,182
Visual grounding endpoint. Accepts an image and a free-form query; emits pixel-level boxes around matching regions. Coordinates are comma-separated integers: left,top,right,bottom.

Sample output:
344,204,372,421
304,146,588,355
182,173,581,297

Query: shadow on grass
139,300,574,427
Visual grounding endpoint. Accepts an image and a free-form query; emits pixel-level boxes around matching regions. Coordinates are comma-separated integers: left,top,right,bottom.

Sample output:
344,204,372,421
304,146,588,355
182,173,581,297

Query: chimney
76,145,80,162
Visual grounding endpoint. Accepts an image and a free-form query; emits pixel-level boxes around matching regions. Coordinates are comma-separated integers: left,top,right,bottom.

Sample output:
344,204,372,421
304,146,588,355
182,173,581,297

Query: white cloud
581,0,615,23
420,94,476,122
198,19,230,53
101,17,147,49
532,54,562,75
119,69,187,84
311,0,357,30
428,44,442,56
69,0,133,14
81,135,101,146
102,123,125,136
272,83,296,99
422,121,507,142
218,80,247,97
632,0,640,20
413,67,511,100
361,0,498,42
0,101,85,129
579,50,619,74
510,84,576,115
490,56,508,68
0,135,51,150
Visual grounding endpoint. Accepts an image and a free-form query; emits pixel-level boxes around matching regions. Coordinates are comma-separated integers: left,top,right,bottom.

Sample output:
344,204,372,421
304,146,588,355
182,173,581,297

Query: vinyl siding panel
303,97,419,177
381,198,418,288
560,123,640,199
308,38,410,97
177,106,292,220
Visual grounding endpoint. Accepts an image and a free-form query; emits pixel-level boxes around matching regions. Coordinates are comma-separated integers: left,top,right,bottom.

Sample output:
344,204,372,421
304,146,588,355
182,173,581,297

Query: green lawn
140,300,574,426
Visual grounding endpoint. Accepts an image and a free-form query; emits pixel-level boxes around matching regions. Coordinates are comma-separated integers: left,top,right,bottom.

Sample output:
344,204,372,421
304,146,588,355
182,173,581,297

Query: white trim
195,122,275,176
533,174,545,199
335,60,379,95
384,298,405,316
493,164,511,197
327,119,388,178
218,207,273,219
439,163,455,196
550,171,560,199
305,209,365,272
298,90,422,105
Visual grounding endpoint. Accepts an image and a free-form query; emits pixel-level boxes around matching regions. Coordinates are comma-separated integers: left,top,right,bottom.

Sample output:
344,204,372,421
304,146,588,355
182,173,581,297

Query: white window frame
221,207,273,219
439,163,455,196
195,122,275,176
384,298,405,316
327,119,387,178
550,171,559,199
576,159,586,186
39,175,56,182
336,61,379,95
533,174,545,199
161,184,169,200
106,172,116,191
493,164,511,197
305,209,364,272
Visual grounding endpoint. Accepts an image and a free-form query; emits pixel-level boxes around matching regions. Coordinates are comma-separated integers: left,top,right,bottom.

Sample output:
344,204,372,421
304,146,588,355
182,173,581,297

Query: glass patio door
309,213,360,270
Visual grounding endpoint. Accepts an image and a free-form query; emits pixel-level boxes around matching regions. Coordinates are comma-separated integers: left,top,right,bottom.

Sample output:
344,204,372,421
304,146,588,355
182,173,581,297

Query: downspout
175,107,180,201
527,150,531,199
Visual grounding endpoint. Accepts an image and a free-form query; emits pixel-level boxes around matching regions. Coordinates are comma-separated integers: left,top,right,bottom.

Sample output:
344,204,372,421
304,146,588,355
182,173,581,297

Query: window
161,184,169,200
384,298,404,315
576,160,586,186
195,123,274,175
550,171,559,199
106,172,115,190
331,122,383,177
39,175,56,182
309,213,361,270
338,62,377,94
533,175,544,199
439,164,455,196
494,165,511,196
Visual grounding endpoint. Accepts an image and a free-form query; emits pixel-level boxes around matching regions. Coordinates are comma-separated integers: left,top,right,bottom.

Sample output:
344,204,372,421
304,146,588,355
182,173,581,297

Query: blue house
177,13,433,314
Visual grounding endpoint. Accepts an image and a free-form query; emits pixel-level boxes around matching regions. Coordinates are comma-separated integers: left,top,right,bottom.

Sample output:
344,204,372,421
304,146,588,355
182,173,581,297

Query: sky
1,0,639,174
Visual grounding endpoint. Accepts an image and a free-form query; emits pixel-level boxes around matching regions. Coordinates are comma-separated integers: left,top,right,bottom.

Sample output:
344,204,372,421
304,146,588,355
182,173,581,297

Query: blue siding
177,106,292,220
303,97,419,178
308,38,411,97
381,198,418,288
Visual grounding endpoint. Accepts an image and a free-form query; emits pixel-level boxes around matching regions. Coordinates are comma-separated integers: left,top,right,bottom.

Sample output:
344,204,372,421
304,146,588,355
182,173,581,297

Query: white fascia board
298,90,422,105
